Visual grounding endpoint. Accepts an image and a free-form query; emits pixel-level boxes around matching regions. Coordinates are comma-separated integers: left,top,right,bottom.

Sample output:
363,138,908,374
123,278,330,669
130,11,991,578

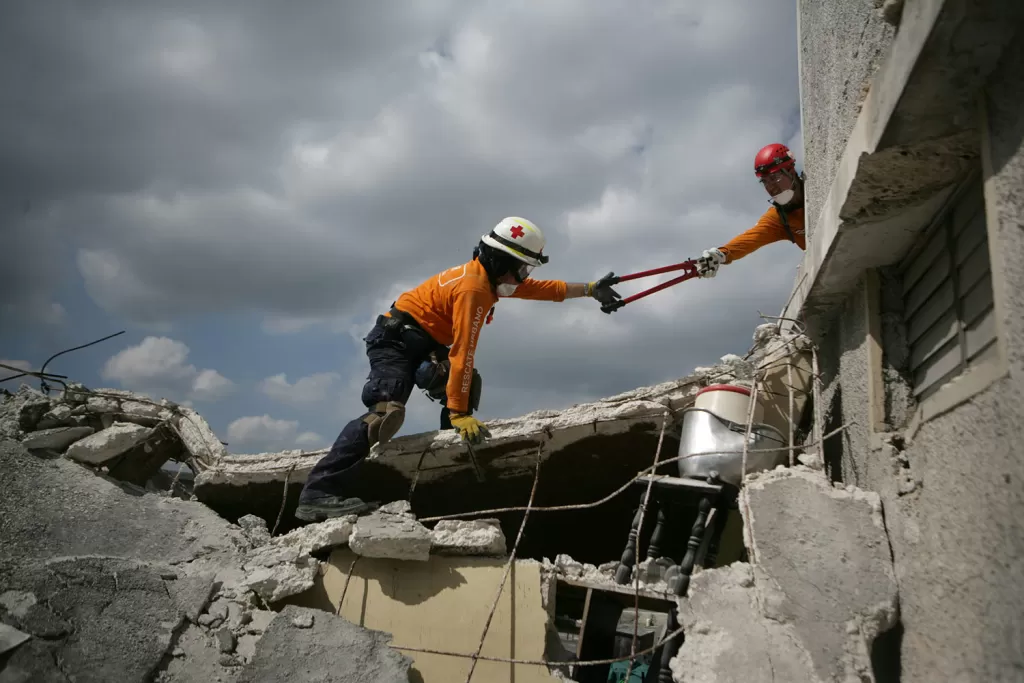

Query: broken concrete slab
171,406,228,467
21,425,94,451
192,374,704,497
238,514,273,547
739,466,899,682
241,543,321,604
431,518,507,556
670,562,820,682
65,421,153,465
165,572,217,624
349,512,433,562
242,559,319,604
36,403,74,429
237,605,412,683
274,515,358,555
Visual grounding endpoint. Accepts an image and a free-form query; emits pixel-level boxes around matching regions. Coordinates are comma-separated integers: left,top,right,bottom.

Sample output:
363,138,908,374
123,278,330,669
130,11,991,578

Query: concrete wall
797,0,896,241
815,32,1024,683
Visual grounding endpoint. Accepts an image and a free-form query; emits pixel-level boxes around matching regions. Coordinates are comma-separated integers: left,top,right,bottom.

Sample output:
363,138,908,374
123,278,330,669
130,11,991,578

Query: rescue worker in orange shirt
295,217,622,522
695,143,807,278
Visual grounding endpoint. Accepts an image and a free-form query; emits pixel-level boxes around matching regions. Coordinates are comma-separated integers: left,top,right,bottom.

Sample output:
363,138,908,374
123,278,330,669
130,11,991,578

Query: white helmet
481,217,550,268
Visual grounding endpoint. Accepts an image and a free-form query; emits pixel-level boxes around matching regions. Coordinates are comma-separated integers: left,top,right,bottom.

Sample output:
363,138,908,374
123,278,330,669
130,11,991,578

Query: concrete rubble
0,435,411,683
669,465,899,682
0,320,905,683
431,518,507,556
236,605,413,683
349,511,434,562
66,421,153,464
0,382,225,492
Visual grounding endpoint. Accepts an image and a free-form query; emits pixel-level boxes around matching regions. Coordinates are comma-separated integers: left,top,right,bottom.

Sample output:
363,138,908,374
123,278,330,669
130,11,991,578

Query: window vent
899,176,996,402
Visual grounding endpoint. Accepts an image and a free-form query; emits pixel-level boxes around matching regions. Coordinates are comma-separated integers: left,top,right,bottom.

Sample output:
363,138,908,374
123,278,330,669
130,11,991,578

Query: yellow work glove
449,412,491,444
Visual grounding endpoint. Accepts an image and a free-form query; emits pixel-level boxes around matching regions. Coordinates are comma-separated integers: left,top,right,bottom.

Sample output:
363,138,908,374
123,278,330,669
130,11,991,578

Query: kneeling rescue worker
695,143,807,278
295,217,622,522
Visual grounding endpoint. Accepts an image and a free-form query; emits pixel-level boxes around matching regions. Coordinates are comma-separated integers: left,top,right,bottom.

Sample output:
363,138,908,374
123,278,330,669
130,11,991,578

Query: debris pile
0,382,226,490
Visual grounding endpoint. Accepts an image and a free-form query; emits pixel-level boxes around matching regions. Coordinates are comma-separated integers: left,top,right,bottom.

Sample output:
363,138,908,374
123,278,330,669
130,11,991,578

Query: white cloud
226,414,300,452
101,336,235,402
259,372,341,405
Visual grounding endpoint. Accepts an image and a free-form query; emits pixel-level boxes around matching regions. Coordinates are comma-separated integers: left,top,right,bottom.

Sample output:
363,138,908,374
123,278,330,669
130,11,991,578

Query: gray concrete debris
236,515,357,603
65,421,153,465
378,498,415,518
238,514,272,547
122,399,169,420
349,512,433,562
37,403,74,429
0,385,51,439
21,425,95,452
242,550,320,603
2,438,245,567
739,466,900,682
0,590,37,619
237,605,413,683
290,611,314,629
670,563,820,682
0,557,189,683
217,627,236,653
275,515,357,555
86,395,120,413
0,622,31,655
171,406,228,466
431,518,507,556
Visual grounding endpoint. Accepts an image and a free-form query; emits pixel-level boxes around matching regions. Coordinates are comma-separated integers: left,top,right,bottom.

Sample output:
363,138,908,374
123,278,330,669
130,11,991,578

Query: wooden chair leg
672,494,712,597
614,498,652,585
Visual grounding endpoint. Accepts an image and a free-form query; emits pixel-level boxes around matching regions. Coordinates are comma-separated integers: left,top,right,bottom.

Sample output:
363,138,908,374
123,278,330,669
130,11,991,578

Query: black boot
294,495,378,522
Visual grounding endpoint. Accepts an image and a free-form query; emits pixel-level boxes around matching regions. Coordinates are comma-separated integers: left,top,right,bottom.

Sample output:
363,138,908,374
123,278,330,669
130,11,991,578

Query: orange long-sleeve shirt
391,258,567,413
719,205,806,263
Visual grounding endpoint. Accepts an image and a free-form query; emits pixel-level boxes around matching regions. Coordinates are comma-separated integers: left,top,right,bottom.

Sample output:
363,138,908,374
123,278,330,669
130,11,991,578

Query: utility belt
386,305,482,414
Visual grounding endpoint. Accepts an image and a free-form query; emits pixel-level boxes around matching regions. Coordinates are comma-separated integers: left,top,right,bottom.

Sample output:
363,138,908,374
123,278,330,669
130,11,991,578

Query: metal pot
676,407,787,486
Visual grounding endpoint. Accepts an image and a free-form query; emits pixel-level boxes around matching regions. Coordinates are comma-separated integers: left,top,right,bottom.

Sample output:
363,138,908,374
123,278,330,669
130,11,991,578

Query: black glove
587,272,623,306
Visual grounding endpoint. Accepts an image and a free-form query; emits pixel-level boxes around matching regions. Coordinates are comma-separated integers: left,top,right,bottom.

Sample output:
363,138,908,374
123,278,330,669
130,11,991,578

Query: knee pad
363,401,406,446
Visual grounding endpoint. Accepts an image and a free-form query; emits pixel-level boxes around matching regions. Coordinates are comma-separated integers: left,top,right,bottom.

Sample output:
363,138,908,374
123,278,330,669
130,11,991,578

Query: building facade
786,1,1024,680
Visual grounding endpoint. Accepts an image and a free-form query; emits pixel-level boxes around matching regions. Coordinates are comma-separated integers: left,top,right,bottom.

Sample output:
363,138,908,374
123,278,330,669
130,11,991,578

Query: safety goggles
515,262,535,282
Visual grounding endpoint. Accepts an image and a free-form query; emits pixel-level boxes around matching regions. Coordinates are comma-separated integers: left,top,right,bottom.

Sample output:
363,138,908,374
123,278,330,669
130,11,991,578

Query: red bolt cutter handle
598,259,700,313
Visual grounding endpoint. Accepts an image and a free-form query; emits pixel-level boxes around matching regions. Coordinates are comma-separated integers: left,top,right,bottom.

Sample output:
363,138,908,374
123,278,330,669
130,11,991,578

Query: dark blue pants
299,314,447,502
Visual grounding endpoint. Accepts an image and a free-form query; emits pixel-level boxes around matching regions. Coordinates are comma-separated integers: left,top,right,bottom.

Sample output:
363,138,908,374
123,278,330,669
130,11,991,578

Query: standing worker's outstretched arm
696,142,808,279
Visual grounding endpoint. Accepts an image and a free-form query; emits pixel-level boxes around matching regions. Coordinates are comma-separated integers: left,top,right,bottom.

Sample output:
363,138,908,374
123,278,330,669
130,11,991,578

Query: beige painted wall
307,549,557,683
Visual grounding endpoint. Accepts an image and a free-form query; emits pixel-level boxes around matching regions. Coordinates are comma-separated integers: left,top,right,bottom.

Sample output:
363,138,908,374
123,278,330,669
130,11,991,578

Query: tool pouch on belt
414,354,450,402
414,354,482,413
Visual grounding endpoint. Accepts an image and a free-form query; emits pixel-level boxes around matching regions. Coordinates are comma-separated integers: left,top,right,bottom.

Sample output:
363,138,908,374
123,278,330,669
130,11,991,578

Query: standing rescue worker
695,143,806,278
295,217,622,522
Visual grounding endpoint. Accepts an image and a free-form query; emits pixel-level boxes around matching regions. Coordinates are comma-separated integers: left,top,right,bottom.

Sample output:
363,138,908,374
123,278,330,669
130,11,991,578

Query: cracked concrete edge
192,378,706,489
743,464,888,531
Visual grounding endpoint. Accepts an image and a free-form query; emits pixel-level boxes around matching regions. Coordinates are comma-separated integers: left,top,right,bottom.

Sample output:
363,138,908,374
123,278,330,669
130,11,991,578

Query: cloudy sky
2,0,805,453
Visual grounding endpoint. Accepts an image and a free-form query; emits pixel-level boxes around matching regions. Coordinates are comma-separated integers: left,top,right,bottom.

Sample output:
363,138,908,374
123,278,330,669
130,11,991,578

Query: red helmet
754,143,796,178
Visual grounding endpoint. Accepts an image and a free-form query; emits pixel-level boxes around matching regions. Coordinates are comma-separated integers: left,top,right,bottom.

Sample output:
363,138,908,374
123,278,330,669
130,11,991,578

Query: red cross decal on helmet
509,225,525,239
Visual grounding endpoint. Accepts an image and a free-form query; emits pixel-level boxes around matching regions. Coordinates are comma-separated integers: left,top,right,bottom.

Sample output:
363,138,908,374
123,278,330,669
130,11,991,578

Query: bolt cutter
595,259,701,314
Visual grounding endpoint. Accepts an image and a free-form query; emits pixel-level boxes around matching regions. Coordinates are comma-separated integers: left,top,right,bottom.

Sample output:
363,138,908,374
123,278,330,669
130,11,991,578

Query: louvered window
899,176,996,402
